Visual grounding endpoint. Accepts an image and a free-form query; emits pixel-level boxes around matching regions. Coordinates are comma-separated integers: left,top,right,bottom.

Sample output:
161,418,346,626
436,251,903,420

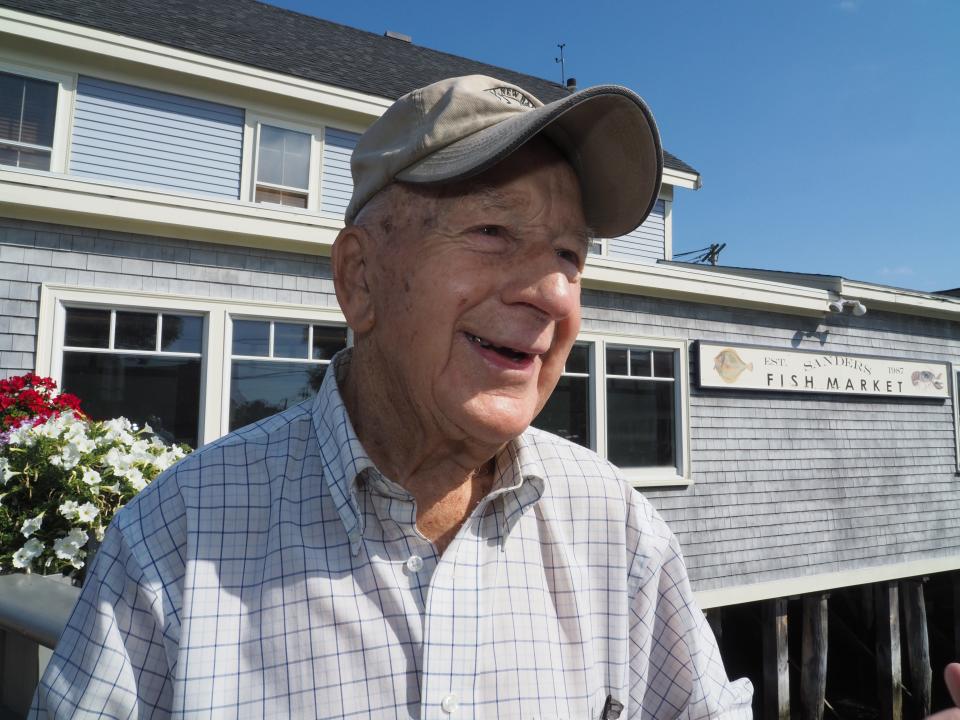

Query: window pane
114,311,157,351
532,375,590,448
0,143,51,171
257,124,309,190
606,346,628,376
0,145,17,168
64,308,110,348
274,322,308,359
161,315,203,353
606,378,676,468
566,344,589,374
20,76,57,147
630,349,652,377
61,352,200,447
232,319,269,356
230,359,328,430
312,325,347,360
0,72,57,148
255,186,307,208
0,73,22,141
653,350,675,379
256,125,284,184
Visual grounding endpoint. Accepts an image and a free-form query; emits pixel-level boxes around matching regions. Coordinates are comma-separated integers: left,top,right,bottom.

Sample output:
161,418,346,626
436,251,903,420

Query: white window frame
36,284,346,446
243,113,322,212
223,315,346,432
952,363,959,473
560,332,691,487
0,59,76,174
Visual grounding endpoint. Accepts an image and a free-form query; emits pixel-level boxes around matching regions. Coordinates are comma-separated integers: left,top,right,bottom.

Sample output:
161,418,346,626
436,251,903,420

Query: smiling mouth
466,333,533,362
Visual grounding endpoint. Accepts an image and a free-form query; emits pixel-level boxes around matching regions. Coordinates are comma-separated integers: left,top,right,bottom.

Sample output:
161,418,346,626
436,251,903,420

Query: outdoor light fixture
827,299,868,316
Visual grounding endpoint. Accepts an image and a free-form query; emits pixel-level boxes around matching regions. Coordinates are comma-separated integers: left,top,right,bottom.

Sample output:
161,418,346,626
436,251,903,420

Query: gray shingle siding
0,218,338,380
580,289,960,592
0,223,956,594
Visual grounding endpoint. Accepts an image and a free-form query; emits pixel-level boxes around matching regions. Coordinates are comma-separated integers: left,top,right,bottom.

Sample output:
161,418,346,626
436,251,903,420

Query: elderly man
32,75,757,718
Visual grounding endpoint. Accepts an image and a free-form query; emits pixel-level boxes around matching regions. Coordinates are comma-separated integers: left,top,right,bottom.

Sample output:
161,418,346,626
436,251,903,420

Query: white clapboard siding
606,199,666,264
70,77,244,198
321,127,360,217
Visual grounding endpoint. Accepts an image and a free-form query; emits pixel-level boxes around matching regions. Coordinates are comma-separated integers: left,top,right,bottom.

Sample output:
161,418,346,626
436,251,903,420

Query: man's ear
332,225,376,335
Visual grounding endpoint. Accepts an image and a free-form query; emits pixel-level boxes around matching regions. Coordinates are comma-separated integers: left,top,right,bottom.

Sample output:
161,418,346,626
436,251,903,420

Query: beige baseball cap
345,74,663,238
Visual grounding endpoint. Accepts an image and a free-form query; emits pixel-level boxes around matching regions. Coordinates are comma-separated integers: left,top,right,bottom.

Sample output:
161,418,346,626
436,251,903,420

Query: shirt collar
311,348,547,554
311,348,375,556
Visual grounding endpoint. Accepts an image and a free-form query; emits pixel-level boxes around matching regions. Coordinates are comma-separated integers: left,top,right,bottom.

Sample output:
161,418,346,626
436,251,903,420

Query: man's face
361,140,587,448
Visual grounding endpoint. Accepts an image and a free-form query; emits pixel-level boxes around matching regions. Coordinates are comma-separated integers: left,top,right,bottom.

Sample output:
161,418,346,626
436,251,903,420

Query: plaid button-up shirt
32,351,752,719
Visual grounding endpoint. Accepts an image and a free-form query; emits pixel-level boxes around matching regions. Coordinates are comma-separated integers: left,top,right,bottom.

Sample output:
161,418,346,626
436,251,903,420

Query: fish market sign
698,342,950,398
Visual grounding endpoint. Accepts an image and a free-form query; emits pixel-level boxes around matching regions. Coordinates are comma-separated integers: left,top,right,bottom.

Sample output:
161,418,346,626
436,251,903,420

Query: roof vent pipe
566,77,577,91
384,30,412,42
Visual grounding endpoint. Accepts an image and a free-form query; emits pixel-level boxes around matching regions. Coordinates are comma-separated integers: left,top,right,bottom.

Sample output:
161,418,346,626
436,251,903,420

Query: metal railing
0,575,79,719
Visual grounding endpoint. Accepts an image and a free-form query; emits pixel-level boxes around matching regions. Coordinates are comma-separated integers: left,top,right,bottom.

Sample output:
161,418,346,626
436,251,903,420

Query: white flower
50,441,83,470
20,511,44,538
81,468,102,486
53,528,88,563
129,439,152,463
59,500,81,521
103,417,135,444
76,502,99,524
12,538,44,569
104,446,133,476
34,414,67,439
125,466,146,491
7,423,36,447
0,457,16,486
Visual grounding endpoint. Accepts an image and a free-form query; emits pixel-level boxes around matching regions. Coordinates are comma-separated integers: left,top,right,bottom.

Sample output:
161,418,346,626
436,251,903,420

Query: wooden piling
901,578,931,718
763,597,790,720
801,593,828,720
875,581,902,720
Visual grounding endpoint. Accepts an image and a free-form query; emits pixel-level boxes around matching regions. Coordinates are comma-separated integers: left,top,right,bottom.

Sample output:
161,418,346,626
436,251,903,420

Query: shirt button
440,693,458,713
405,554,424,573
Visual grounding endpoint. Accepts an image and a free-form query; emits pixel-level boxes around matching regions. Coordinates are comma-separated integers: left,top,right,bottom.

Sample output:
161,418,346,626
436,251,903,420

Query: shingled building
1,1,958,717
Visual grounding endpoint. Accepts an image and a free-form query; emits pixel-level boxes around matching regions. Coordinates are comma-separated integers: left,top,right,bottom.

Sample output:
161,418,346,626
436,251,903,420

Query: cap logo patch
485,87,535,108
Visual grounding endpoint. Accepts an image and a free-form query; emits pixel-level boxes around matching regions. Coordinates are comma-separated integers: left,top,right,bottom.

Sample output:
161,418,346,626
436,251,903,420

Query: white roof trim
0,7,393,118
695,554,960,608
584,257,828,316
662,166,701,190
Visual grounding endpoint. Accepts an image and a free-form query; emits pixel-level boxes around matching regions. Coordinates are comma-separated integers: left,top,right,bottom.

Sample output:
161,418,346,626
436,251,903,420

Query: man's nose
502,247,580,320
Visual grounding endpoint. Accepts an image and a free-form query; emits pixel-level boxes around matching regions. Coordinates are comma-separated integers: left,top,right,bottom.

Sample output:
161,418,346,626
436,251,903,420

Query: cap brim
395,85,663,238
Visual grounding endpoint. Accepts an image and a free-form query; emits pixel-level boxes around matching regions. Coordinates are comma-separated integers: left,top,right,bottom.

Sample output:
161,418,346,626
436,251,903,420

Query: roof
0,0,697,176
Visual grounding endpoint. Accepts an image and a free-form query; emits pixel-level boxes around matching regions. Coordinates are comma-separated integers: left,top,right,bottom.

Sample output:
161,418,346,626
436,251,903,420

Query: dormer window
254,123,311,208
0,71,58,171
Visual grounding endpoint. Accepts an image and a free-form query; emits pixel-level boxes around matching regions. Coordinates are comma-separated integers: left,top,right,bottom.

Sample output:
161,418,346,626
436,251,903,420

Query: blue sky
272,1,959,292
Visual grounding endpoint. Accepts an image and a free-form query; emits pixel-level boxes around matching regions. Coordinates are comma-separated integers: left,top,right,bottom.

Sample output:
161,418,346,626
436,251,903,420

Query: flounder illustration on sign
714,348,753,384
911,370,944,391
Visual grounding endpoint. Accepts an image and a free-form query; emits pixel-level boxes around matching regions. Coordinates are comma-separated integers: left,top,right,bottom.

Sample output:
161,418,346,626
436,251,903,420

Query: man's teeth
468,333,530,360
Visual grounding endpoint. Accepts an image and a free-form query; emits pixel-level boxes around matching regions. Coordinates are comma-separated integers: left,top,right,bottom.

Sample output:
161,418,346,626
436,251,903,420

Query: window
229,318,347,430
60,308,203,447
39,287,349,448
588,238,606,256
254,124,311,208
953,365,959,472
0,71,58,171
532,335,689,486
533,344,592,447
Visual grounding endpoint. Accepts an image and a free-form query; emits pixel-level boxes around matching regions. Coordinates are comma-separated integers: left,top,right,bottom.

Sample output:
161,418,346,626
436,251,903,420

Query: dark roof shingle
1,0,697,175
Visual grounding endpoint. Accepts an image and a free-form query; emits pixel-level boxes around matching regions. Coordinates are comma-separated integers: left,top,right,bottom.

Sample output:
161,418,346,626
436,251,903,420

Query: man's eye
478,226,502,237
556,248,582,267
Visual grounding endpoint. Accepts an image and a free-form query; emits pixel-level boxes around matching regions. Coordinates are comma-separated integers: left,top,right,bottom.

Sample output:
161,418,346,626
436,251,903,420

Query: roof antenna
555,43,566,86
